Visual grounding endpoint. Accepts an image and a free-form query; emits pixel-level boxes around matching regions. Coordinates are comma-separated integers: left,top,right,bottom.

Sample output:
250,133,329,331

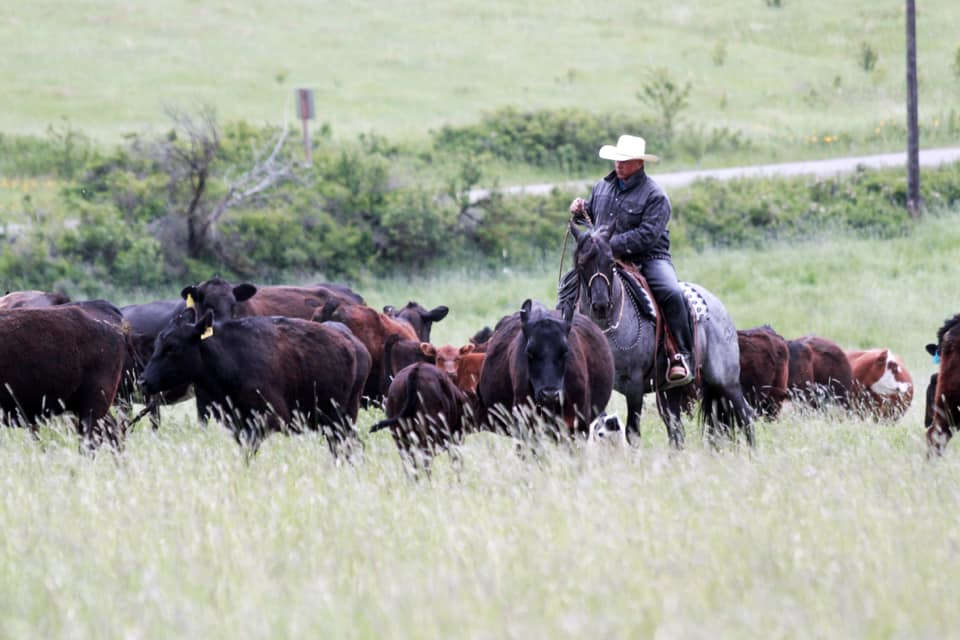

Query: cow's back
243,285,362,319
0,290,70,310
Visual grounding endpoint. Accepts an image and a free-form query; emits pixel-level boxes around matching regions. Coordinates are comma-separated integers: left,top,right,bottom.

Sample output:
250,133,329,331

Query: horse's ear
561,301,575,327
569,222,587,244
520,299,533,334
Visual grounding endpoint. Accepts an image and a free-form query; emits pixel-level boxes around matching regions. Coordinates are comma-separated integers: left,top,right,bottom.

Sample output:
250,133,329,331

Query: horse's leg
625,393,643,445
726,383,755,447
662,389,686,450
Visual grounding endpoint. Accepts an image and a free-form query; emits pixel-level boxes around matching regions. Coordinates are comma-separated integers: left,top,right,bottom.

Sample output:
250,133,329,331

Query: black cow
141,310,368,457
383,301,449,342
477,300,614,438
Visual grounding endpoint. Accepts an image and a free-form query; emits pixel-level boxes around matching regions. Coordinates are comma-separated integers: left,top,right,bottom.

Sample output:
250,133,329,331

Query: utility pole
905,0,921,218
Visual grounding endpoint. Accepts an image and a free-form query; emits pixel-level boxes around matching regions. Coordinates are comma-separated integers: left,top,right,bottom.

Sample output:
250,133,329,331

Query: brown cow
313,300,418,403
477,300,614,438
0,306,127,450
927,314,960,455
787,336,854,407
370,362,476,473
420,343,486,393
383,301,449,342
846,348,913,420
737,325,790,420
181,277,363,321
0,290,70,310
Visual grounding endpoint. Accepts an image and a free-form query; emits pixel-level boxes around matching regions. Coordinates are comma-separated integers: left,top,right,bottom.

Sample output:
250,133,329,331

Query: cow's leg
625,393,643,446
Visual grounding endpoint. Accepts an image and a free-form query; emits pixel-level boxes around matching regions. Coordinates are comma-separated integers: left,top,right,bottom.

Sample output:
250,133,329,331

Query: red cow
846,348,913,420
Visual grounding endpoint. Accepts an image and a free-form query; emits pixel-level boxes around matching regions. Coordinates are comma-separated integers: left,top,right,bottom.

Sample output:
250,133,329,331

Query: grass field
1,210,958,637
3,0,958,147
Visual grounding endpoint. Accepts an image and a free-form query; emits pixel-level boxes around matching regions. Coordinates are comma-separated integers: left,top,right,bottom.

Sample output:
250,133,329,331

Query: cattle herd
0,279,955,468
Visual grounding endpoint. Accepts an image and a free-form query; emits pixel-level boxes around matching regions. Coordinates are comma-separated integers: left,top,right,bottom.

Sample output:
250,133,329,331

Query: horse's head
570,222,616,325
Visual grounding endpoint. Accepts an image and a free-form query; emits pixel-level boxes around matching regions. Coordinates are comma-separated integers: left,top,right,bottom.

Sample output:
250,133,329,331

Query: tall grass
1,212,959,637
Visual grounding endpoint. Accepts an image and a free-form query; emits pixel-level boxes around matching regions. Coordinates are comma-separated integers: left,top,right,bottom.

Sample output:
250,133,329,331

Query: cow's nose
537,388,562,406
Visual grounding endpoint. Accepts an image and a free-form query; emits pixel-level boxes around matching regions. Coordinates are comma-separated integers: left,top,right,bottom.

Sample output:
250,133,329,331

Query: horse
567,223,753,447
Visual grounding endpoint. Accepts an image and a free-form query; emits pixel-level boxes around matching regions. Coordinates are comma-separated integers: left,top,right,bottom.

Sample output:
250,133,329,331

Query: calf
383,301,449,342
0,306,126,449
477,300,614,437
141,311,368,457
787,336,854,407
737,325,790,419
927,314,960,454
371,362,476,472
314,300,419,403
181,277,363,321
420,343,486,393
0,290,70,310
846,348,913,420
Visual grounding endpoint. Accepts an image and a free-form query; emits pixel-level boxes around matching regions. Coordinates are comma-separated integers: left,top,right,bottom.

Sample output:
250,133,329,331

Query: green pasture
1,209,958,637
3,0,958,152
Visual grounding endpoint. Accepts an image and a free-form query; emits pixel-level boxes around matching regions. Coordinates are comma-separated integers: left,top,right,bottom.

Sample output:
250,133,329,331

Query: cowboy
559,134,694,386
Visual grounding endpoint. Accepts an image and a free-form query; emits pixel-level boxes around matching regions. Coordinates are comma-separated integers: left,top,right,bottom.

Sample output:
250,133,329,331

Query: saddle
614,261,708,388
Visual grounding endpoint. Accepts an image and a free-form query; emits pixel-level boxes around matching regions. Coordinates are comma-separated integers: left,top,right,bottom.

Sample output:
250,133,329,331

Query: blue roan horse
569,223,753,447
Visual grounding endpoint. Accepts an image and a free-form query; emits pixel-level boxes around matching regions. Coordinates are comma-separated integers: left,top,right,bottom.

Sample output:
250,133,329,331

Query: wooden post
295,88,316,165
905,0,921,218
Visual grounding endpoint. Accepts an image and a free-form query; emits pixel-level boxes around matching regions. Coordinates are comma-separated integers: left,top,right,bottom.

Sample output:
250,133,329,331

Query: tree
637,68,692,145
154,107,296,259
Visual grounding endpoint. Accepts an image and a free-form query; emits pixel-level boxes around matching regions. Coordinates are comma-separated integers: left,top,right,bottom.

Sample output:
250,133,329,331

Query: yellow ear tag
185,293,195,309
200,325,214,341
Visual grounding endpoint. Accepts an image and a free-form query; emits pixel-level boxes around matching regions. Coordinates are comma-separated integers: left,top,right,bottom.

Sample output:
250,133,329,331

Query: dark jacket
584,169,672,263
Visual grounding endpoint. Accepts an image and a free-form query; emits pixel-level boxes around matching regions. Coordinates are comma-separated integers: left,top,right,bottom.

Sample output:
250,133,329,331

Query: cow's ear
878,349,888,363
926,343,938,356
181,285,199,308
419,342,436,358
383,305,397,316
459,343,475,355
233,283,257,302
425,305,449,322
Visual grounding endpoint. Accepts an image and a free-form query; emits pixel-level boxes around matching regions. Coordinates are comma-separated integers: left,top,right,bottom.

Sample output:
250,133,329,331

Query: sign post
295,88,316,165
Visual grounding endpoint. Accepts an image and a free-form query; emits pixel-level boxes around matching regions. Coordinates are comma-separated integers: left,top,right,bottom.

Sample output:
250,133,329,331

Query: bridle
585,268,624,333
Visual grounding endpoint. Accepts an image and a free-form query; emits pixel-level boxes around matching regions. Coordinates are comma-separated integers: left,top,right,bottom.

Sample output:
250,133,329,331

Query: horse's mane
937,313,960,346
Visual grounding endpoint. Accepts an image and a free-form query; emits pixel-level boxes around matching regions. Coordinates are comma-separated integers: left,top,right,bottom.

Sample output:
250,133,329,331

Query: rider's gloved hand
569,197,588,223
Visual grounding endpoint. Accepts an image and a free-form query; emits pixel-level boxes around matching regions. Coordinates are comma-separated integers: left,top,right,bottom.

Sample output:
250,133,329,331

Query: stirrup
663,354,693,389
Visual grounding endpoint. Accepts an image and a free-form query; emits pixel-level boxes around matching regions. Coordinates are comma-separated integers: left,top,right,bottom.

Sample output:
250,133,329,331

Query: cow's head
421,343,475,378
384,301,449,342
181,277,257,321
861,349,911,397
141,309,214,395
520,299,574,414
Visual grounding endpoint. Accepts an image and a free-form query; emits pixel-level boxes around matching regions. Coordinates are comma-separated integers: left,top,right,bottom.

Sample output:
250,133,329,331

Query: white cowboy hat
598,135,659,162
